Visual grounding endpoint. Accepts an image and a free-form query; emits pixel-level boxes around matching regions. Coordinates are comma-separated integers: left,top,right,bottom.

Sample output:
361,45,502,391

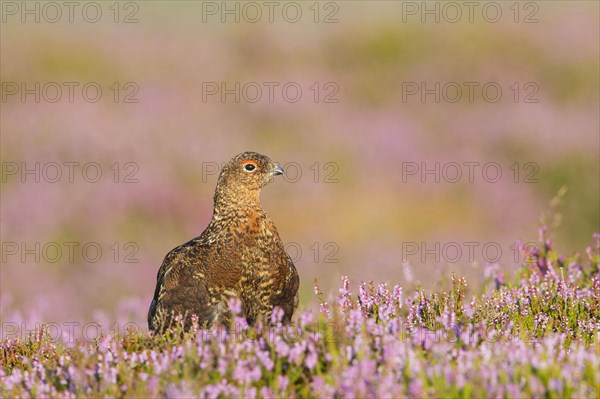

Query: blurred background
1,2,598,329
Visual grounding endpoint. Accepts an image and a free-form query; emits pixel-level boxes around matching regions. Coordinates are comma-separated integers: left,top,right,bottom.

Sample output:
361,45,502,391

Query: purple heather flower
229,297,242,315
320,302,332,319
277,375,289,391
339,275,351,296
412,327,437,350
165,382,194,398
393,284,403,309
217,357,228,375
275,337,290,357
358,281,374,313
271,306,284,324
298,310,314,328
244,386,257,399
311,376,335,399
337,275,352,311
202,384,222,399
233,360,262,385
305,344,318,370
408,378,424,398
260,386,275,399
347,308,364,333
256,347,274,371
314,279,332,318
289,340,307,366
234,316,249,331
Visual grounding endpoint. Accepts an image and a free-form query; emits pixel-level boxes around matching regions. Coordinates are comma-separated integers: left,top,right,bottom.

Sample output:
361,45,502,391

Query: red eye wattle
241,160,258,172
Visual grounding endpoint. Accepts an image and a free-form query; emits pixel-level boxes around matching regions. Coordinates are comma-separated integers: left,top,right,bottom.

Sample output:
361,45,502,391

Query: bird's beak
272,163,284,176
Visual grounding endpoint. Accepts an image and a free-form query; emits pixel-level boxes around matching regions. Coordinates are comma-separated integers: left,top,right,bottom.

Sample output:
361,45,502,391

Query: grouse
148,151,299,332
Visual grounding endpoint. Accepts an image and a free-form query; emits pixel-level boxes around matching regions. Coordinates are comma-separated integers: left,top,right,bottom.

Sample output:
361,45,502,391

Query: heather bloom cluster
1,232,599,398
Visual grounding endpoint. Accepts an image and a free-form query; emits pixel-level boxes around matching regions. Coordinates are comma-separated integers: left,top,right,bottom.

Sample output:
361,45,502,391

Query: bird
148,151,299,332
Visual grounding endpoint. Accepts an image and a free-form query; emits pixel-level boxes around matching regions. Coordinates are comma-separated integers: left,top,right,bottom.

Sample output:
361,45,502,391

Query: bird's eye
241,161,258,172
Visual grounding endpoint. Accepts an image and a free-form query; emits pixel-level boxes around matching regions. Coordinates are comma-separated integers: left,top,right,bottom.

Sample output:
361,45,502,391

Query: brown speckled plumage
148,152,299,332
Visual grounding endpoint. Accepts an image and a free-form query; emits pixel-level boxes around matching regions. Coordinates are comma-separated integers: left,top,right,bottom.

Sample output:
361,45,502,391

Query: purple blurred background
1,2,598,326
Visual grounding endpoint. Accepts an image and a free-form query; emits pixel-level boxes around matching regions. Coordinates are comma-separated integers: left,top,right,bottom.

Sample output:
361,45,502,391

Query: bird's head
214,151,285,210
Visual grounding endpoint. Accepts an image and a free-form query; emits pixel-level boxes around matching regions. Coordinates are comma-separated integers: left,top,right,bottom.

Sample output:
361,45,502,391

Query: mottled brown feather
148,152,299,332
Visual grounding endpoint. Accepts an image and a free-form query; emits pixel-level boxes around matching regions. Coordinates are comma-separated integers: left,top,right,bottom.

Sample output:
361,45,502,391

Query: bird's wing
148,242,190,330
148,237,217,331
274,252,300,323
286,254,300,311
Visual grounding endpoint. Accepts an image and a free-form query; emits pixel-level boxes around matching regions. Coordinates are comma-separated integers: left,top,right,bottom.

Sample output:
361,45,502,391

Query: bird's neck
213,189,262,216
213,201,264,220
210,202,280,243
